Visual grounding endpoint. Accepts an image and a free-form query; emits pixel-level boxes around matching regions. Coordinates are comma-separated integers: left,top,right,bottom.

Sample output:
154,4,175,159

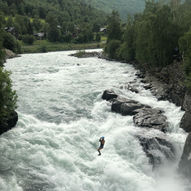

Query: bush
38,45,47,53
105,39,121,59
0,67,17,125
3,32,20,53
95,33,101,42
22,34,35,45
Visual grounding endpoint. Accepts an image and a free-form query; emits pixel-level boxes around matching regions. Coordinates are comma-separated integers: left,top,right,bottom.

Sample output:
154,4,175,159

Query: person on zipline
97,137,105,156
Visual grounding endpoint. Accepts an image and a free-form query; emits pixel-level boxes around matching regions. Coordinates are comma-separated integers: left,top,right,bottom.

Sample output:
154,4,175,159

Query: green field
21,40,106,53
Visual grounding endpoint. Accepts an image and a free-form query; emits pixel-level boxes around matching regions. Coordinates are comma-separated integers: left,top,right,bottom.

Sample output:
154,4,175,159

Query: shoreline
21,41,105,54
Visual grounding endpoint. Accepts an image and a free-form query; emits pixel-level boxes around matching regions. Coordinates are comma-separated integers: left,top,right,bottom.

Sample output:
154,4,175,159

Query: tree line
105,0,191,91
0,0,106,46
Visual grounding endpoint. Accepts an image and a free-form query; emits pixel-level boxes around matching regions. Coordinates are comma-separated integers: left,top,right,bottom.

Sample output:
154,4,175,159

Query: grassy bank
21,40,106,53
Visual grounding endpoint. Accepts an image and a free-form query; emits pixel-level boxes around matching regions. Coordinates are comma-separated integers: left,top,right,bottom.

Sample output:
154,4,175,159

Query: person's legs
97,147,102,155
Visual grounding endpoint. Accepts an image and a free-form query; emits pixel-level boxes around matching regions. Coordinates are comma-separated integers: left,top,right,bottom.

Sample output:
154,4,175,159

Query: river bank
21,40,105,53
72,49,191,179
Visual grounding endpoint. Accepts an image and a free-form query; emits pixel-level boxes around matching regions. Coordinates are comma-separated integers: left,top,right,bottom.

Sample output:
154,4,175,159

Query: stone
133,108,168,132
179,133,191,178
180,112,191,133
120,84,139,93
0,111,18,135
111,97,146,116
102,90,118,101
137,135,175,168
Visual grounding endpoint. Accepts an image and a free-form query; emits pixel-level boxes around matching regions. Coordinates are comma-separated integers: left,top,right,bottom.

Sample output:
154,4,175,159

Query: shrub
0,67,17,125
3,32,19,52
22,34,35,45
105,39,121,59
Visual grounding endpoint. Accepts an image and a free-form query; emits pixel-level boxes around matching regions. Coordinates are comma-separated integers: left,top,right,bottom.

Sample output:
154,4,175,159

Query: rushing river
1,49,189,191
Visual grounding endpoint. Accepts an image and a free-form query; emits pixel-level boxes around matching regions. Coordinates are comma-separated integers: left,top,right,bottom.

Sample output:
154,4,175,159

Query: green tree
118,16,135,61
46,13,61,42
0,64,17,125
107,11,122,41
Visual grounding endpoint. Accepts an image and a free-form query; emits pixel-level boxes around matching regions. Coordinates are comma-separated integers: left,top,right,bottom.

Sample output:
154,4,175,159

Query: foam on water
1,50,189,190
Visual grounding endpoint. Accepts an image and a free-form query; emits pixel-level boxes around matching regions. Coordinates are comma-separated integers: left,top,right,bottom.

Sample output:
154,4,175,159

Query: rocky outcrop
137,135,175,168
111,97,147,116
133,108,168,132
136,61,185,107
179,133,191,178
102,90,172,167
0,111,18,135
4,49,18,59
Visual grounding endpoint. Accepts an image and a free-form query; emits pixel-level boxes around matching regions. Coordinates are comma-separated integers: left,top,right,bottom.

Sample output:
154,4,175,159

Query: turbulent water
1,49,189,191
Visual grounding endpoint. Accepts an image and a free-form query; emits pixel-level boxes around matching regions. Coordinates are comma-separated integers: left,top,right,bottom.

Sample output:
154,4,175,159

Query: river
1,49,189,191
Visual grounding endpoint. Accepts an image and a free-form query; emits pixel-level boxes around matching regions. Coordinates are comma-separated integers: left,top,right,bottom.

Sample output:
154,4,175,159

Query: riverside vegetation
105,0,191,91
0,21,18,134
0,0,107,53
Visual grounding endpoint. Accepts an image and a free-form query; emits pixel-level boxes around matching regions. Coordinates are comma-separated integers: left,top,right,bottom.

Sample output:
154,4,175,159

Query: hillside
0,0,107,46
83,0,145,19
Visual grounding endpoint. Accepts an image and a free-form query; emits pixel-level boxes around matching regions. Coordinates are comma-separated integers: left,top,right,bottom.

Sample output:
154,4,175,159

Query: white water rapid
1,49,189,191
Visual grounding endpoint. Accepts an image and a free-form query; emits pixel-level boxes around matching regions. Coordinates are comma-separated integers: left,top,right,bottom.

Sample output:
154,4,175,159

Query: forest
105,0,191,91
0,0,106,48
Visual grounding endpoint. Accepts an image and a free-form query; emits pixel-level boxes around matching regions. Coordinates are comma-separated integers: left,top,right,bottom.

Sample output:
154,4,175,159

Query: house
34,32,45,40
4,27,16,36
100,27,107,33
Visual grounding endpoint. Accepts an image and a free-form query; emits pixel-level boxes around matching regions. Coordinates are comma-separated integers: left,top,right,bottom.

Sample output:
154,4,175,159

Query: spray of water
1,50,188,191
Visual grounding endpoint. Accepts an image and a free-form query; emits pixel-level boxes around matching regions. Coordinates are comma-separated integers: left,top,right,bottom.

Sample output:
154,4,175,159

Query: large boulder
137,135,175,168
179,133,191,178
0,111,18,135
180,112,191,133
102,90,118,101
111,97,146,116
133,108,168,132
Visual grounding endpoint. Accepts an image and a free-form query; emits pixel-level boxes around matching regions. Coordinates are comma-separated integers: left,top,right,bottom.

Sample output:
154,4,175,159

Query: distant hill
83,0,145,20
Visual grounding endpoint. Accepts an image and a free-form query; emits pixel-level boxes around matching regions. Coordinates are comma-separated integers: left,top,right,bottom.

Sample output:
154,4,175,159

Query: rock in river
111,97,146,116
102,90,118,101
133,108,168,132
179,133,191,178
137,134,175,168
0,111,18,135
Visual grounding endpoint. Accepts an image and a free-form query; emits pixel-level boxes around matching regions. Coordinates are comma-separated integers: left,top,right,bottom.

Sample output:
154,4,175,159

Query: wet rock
180,112,191,133
102,90,118,101
137,135,175,168
111,97,146,116
179,133,191,178
133,108,168,132
70,51,101,58
143,84,152,90
0,111,18,135
4,49,19,59
140,79,147,83
120,84,139,93
135,72,145,78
